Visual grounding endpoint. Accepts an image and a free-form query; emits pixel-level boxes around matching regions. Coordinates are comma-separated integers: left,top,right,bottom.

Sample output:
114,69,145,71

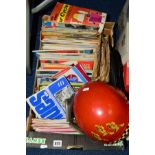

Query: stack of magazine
31,118,83,135
40,2,107,50
27,2,107,134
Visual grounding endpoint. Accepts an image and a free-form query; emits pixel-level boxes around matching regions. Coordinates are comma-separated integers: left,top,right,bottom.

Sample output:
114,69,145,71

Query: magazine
27,76,74,119
52,64,90,83
49,2,107,33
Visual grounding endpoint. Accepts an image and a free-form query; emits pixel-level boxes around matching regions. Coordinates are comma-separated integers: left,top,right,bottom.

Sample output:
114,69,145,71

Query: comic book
26,76,74,119
52,64,90,83
51,3,106,26
46,2,107,33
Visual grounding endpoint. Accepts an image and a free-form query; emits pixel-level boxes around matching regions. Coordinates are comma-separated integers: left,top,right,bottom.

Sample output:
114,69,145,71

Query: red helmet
73,81,129,143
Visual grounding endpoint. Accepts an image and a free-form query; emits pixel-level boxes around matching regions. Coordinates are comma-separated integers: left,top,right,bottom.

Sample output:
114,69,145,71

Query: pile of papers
31,118,83,135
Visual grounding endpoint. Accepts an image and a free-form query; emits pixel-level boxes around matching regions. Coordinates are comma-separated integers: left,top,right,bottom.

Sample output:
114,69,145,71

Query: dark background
26,0,128,154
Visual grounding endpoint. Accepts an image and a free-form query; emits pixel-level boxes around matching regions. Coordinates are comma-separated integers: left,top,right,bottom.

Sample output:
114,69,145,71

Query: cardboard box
26,22,127,150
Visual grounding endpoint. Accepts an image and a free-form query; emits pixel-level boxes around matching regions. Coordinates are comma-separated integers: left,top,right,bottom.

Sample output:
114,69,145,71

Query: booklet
52,64,91,83
26,76,74,119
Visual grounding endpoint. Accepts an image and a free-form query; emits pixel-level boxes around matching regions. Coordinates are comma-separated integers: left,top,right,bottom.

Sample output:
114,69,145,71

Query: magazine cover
27,76,74,119
52,64,91,83
50,2,107,33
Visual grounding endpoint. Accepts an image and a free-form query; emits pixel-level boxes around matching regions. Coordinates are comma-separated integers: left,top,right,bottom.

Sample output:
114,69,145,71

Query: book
38,81,84,92
27,76,74,119
39,60,94,71
52,64,90,83
36,77,55,89
49,2,107,33
33,49,94,54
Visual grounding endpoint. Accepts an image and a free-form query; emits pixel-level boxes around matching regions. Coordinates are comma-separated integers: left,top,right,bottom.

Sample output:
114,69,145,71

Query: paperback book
52,64,90,83
27,76,74,119
47,2,107,33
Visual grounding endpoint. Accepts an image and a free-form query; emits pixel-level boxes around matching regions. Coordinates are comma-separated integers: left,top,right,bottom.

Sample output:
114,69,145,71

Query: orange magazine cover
50,2,107,33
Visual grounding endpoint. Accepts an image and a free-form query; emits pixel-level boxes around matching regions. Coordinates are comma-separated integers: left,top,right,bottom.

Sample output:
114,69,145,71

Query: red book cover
50,2,107,32
75,64,91,82
78,61,94,70
52,67,71,79
52,64,90,83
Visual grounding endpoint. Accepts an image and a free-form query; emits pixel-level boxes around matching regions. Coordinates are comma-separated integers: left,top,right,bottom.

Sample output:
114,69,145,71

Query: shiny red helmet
73,81,129,143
